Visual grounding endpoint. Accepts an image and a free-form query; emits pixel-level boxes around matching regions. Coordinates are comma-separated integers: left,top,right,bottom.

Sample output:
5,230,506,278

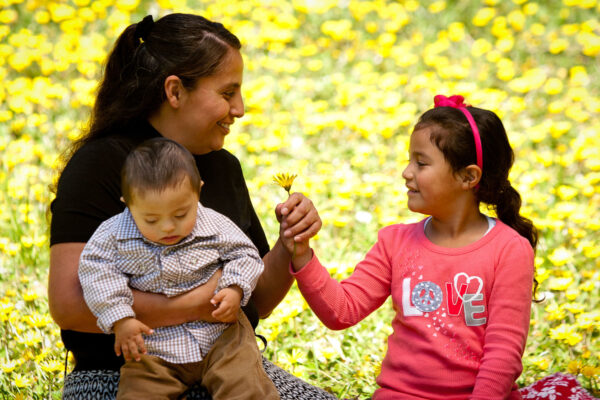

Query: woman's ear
164,75,184,108
460,165,482,189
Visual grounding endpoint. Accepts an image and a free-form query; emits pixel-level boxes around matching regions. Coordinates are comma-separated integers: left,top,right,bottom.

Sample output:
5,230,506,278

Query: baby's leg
117,355,190,400
200,312,280,400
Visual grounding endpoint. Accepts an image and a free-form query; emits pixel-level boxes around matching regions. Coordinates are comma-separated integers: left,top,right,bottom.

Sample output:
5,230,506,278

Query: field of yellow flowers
0,0,599,398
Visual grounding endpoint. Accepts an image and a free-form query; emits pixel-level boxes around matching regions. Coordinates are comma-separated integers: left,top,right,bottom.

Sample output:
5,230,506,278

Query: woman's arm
49,243,100,332
252,192,322,318
48,242,220,332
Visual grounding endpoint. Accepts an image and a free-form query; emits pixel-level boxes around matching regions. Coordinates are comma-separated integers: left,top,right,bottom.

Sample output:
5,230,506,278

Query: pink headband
433,95,483,171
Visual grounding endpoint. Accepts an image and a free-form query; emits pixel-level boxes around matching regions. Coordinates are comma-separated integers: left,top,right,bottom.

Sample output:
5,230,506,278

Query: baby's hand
210,286,242,323
113,317,153,362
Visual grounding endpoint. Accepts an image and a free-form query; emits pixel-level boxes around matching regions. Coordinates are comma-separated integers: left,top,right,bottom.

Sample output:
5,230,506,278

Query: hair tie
433,94,483,173
134,15,154,42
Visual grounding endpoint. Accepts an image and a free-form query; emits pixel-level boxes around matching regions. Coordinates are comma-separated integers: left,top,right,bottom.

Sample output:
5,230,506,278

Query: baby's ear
119,196,125,203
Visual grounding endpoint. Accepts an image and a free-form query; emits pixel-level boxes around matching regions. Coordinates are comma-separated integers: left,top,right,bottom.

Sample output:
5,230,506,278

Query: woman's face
175,48,245,155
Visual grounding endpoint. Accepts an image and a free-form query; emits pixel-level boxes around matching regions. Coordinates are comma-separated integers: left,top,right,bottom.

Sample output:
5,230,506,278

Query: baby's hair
414,106,540,297
121,138,201,205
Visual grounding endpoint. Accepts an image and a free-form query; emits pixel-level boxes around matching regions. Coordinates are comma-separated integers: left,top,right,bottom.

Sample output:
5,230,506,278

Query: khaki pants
117,313,279,400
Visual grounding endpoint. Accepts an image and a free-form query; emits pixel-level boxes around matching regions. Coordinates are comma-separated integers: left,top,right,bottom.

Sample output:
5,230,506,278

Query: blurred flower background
0,0,599,398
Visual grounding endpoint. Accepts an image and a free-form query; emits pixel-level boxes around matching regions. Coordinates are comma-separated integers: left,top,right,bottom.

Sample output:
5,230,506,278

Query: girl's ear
460,164,482,190
164,75,184,108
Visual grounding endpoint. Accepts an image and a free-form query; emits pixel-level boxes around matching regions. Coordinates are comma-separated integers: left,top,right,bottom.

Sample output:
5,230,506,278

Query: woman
49,14,334,400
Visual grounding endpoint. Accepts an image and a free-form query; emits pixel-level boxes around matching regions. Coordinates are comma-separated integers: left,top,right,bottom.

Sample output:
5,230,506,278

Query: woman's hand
251,193,322,318
275,192,322,245
133,269,222,327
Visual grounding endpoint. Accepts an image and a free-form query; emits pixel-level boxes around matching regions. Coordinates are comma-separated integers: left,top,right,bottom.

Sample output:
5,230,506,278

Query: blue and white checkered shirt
79,203,264,364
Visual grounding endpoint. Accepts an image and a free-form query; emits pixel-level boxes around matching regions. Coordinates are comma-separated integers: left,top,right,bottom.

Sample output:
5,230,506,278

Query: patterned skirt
62,356,337,400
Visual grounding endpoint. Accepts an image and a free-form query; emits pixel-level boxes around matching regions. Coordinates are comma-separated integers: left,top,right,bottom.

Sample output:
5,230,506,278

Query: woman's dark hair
414,106,541,300
121,137,202,204
62,13,241,164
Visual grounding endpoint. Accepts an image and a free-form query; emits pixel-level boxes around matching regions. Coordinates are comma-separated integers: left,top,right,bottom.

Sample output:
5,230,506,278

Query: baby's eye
175,213,187,219
144,219,157,225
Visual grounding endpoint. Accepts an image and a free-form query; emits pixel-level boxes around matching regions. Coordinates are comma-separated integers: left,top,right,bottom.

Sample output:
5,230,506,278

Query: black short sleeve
50,137,133,245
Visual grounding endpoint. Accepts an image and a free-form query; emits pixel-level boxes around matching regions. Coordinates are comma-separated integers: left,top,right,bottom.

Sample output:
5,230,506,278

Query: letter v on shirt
402,273,487,326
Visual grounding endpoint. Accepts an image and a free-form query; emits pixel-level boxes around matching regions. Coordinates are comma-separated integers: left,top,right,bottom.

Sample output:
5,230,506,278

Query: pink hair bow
434,94,469,108
433,94,483,173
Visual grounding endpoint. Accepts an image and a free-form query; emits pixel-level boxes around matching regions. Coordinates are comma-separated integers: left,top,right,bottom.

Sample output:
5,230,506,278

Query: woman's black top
50,121,270,371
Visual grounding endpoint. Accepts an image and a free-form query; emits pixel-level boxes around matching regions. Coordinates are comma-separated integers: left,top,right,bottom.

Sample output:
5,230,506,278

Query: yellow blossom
568,360,582,374
473,8,496,27
13,374,33,388
273,173,297,195
1,360,17,373
581,366,599,378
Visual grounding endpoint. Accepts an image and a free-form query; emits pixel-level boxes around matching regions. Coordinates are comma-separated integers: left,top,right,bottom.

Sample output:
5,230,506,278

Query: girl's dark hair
121,138,201,204
414,106,541,300
63,13,241,164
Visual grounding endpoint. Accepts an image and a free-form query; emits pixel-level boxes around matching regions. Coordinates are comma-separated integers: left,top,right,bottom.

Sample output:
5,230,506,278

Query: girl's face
175,48,244,155
401,127,465,217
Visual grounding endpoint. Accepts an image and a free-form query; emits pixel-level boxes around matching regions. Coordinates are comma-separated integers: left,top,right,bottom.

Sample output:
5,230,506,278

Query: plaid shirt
79,203,264,364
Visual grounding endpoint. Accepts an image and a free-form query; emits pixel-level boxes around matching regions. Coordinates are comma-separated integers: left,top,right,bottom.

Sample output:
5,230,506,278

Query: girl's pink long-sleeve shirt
291,219,534,400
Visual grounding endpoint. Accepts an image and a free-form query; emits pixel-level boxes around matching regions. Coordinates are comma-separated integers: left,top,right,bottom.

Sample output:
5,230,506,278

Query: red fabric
519,373,596,399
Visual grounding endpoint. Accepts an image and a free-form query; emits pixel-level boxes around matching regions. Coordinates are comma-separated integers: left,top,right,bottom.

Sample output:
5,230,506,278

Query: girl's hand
275,192,322,245
211,286,242,323
113,317,153,362
279,213,312,263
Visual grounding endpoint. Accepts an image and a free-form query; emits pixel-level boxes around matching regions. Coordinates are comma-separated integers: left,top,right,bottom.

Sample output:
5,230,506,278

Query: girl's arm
48,242,219,332
471,237,534,399
291,230,393,330
252,192,321,318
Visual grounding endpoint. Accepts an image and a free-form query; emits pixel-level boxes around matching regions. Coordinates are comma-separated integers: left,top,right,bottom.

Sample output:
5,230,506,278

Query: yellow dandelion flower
273,173,297,195
548,247,573,267
23,313,53,328
564,302,585,314
545,303,566,320
568,360,582,374
531,356,550,370
544,78,564,95
473,7,496,27
41,360,64,373
581,366,599,378
1,360,17,373
428,1,446,13
549,324,583,346
13,374,33,388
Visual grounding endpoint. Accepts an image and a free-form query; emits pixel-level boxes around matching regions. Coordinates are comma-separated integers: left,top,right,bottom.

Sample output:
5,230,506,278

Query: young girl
285,95,538,400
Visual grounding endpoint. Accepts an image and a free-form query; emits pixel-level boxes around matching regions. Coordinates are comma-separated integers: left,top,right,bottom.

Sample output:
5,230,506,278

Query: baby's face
129,178,199,246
